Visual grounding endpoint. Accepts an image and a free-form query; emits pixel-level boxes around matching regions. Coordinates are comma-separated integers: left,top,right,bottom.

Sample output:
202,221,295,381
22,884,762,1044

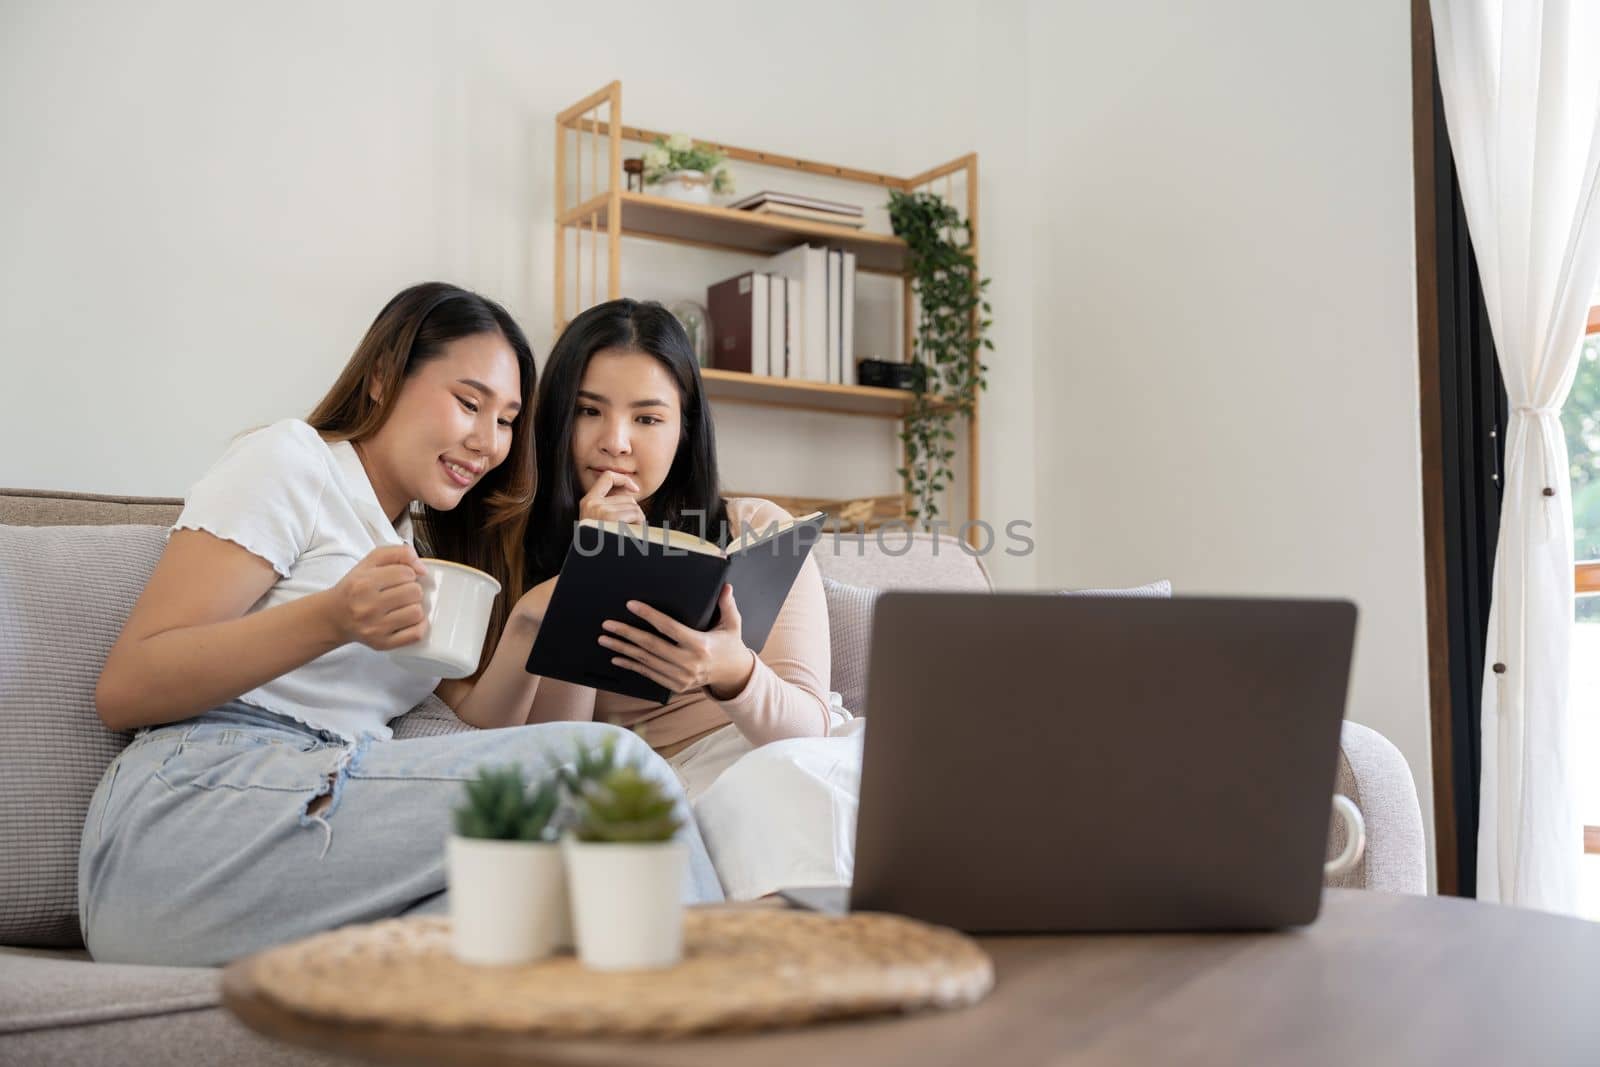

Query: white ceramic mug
387,559,500,680
1326,794,1366,877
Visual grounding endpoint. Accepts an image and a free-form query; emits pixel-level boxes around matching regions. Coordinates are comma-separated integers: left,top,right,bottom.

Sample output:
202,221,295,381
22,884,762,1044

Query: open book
524,511,826,704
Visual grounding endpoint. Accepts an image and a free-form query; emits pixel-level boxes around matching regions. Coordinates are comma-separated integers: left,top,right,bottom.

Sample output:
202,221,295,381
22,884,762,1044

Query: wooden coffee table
223,890,1600,1066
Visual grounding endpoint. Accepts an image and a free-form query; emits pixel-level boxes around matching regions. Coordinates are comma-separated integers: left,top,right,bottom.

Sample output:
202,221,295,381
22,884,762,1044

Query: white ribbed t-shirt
171,419,439,740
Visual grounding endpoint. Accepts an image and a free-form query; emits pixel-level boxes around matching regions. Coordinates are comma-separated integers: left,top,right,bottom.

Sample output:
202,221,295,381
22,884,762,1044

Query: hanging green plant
887,190,991,523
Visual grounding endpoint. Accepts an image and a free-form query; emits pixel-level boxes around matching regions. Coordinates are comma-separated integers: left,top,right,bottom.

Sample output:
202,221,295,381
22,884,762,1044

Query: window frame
1579,309,1600,855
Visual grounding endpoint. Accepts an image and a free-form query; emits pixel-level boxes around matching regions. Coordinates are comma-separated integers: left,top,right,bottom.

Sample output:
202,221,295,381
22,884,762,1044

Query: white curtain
1431,0,1600,911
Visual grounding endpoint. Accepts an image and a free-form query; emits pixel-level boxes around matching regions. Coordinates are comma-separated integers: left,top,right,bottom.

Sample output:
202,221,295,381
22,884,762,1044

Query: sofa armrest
1325,720,1427,893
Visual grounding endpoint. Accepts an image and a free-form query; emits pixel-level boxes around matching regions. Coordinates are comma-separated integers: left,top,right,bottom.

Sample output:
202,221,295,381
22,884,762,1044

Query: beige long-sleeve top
527,497,833,750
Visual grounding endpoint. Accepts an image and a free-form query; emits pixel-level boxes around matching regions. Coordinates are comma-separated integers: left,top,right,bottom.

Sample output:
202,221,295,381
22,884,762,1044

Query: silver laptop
782,593,1357,932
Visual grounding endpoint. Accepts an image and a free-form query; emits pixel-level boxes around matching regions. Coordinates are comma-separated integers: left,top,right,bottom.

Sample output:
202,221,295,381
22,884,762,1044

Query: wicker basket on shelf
731,491,908,532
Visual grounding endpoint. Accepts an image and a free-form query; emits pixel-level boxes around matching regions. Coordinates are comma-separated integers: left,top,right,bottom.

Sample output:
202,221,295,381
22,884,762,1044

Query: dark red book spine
706,273,754,373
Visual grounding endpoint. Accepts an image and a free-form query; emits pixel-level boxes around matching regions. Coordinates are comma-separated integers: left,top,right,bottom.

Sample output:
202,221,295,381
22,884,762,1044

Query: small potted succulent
447,765,567,965
564,759,687,971
642,132,734,204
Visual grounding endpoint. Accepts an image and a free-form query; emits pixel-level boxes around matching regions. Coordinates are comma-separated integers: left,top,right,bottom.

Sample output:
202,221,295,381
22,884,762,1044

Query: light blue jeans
78,702,724,966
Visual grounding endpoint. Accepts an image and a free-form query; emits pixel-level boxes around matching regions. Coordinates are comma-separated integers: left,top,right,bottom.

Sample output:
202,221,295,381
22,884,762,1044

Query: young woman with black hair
520,297,859,899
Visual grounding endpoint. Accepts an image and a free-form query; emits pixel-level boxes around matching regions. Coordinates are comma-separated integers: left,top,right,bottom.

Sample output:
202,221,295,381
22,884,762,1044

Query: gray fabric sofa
0,487,1429,1065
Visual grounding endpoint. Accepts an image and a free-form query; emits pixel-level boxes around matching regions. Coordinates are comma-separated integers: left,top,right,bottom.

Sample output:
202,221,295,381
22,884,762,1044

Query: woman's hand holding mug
323,544,429,650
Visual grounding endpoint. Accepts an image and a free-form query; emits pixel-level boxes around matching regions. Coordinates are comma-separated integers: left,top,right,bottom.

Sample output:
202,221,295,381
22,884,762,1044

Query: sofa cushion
0,945,217,1032
388,693,477,739
0,944,346,1064
821,576,1175,716
0,524,164,947
813,531,992,592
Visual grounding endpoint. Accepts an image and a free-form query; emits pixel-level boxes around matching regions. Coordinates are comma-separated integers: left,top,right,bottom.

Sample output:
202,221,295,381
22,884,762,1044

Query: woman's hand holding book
597,584,758,700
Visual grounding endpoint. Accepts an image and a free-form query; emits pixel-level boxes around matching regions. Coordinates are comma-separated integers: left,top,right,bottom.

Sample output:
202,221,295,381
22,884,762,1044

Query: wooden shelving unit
557,192,910,274
554,80,980,525
699,369,955,418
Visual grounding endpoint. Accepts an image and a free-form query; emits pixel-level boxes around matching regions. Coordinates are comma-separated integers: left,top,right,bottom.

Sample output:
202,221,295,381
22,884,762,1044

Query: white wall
2,1,1429,869
1026,1,1434,880
0,0,1037,585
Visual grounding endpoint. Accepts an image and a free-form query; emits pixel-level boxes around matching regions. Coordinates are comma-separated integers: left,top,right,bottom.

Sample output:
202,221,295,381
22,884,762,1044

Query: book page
577,518,725,557
727,510,827,555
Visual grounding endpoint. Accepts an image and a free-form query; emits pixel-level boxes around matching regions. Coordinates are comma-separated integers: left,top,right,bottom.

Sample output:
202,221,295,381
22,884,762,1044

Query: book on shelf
524,512,827,704
765,245,829,383
766,273,785,379
727,190,864,216
707,248,857,387
782,276,800,378
826,250,840,385
750,202,867,229
841,250,856,385
707,272,771,376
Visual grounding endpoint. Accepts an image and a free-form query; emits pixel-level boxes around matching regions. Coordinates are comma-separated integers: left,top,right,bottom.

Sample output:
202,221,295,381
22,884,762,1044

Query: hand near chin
579,470,646,525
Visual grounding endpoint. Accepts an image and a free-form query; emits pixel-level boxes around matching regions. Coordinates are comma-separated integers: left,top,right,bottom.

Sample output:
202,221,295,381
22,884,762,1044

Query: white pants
668,701,865,901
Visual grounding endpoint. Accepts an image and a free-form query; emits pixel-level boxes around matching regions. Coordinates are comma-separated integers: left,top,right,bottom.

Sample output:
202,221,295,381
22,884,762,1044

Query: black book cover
525,513,826,704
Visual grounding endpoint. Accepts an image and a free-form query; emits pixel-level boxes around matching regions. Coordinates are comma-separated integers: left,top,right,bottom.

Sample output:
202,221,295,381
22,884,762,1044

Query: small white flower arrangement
643,132,734,195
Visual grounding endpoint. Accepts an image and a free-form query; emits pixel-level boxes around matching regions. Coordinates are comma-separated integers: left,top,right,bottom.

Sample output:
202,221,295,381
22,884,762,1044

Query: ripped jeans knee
297,735,374,860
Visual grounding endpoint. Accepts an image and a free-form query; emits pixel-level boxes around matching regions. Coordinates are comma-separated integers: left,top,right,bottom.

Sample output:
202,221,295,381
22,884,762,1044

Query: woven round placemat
244,909,994,1038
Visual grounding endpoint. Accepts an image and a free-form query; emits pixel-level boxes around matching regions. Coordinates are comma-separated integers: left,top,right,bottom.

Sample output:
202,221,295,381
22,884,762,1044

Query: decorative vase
668,300,713,367
653,169,713,204
564,838,686,970
447,836,569,965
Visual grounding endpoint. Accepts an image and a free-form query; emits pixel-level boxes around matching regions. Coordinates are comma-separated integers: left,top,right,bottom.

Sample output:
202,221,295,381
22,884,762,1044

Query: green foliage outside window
1563,335,1600,622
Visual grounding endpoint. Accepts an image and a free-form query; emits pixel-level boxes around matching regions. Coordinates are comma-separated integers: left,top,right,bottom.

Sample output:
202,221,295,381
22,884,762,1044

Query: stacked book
726,190,865,230
707,245,856,386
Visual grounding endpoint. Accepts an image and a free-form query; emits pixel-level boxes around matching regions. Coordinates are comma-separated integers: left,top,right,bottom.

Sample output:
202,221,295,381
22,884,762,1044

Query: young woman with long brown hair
83,283,720,966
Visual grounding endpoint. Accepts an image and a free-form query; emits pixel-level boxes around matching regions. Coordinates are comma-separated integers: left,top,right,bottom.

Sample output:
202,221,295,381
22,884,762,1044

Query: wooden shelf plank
1578,560,1600,596
559,192,907,274
562,118,908,190
701,369,938,417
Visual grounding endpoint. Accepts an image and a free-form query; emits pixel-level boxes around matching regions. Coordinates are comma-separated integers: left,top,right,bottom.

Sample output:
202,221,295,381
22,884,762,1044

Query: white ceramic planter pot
653,169,712,204
564,839,686,970
447,836,569,965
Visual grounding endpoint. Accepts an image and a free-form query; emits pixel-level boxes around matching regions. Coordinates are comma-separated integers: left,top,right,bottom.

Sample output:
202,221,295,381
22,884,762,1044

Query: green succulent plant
556,735,620,796
452,765,561,842
573,766,684,844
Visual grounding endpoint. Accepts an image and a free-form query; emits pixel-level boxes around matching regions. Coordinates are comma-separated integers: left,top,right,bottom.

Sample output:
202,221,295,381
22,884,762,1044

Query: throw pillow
820,575,881,717
821,576,1174,718
1060,579,1173,599
0,523,164,947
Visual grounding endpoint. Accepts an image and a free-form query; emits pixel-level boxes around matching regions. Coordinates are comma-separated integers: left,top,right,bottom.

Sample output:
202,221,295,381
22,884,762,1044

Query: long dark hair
308,282,537,674
525,298,728,583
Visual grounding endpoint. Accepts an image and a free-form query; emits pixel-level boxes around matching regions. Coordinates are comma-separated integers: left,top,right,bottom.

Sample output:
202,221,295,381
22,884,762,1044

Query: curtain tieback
1511,405,1565,544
